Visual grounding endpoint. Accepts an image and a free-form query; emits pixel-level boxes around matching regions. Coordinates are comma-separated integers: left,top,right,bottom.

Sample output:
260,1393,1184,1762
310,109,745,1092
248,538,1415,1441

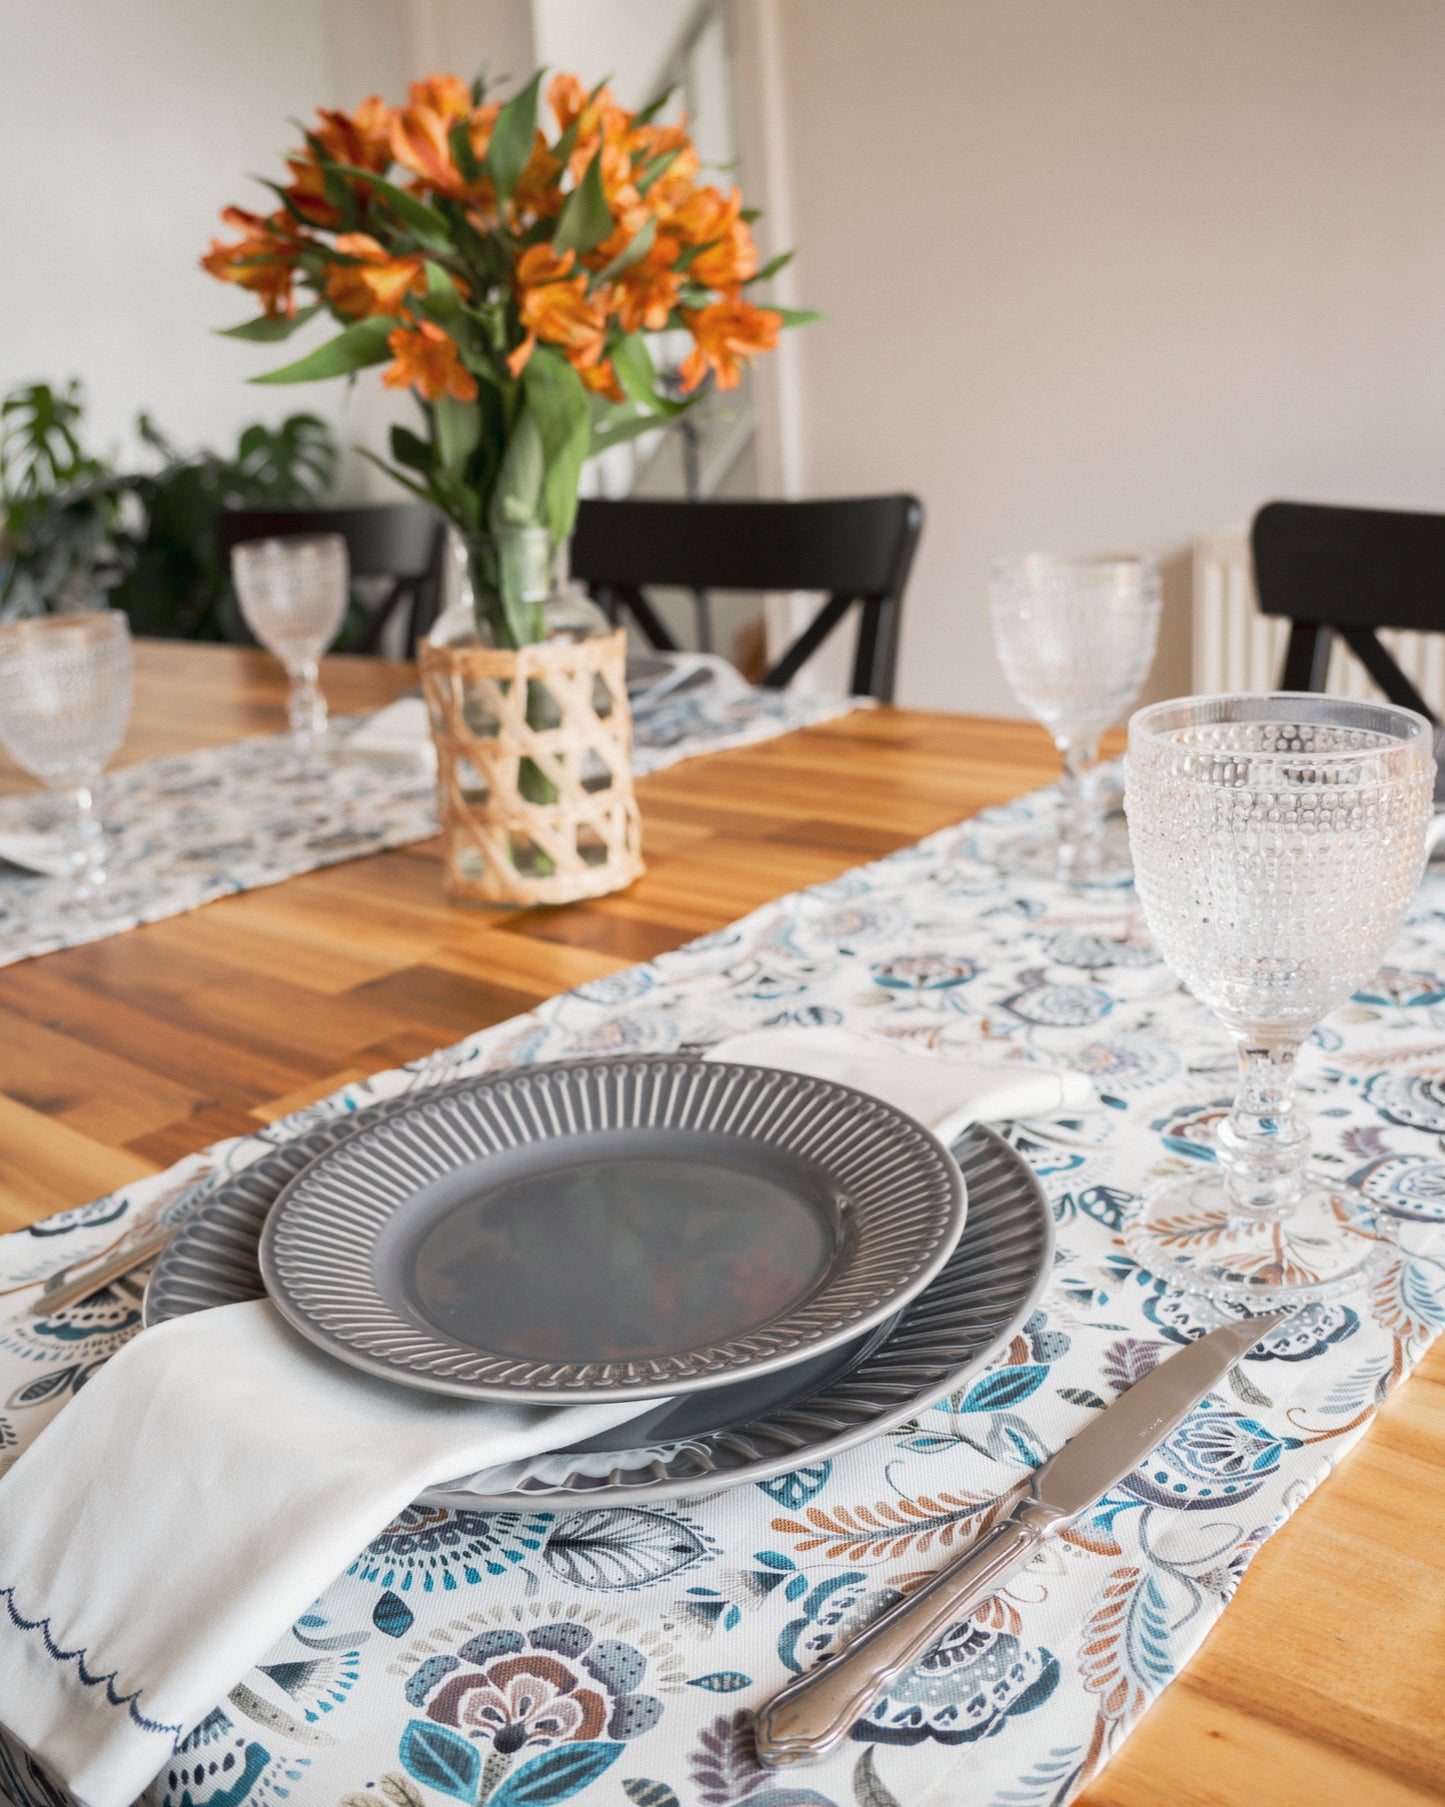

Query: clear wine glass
990,554,1161,884
230,534,348,761
1125,692,1435,1305
0,610,134,901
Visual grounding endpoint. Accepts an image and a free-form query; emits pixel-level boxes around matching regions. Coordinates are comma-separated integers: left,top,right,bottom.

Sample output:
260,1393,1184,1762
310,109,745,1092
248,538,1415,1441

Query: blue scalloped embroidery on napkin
0,1584,183,1743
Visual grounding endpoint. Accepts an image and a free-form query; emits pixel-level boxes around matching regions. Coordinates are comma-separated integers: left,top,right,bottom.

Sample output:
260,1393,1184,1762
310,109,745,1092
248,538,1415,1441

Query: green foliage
0,379,339,641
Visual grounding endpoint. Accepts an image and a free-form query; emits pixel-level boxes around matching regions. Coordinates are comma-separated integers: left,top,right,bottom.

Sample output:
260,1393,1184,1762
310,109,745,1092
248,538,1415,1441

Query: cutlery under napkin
0,1035,1093,1805
0,1303,660,1807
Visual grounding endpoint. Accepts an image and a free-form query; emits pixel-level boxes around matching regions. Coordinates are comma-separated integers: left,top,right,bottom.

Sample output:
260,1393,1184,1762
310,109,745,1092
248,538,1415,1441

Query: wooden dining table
0,640,1440,1807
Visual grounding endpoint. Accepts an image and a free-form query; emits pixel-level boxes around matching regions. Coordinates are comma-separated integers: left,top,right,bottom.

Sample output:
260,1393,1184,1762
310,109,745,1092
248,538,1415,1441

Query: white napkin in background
0,829,73,879
341,693,436,769
0,1301,662,1807
449,1031,1095,1497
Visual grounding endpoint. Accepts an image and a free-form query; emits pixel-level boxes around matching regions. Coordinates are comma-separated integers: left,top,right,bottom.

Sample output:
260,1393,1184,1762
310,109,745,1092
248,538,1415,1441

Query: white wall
1,1,378,475
751,0,1445,712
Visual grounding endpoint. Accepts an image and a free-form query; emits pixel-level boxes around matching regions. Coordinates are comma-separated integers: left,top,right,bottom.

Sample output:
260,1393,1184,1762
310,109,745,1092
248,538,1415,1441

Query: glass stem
288,661,326,756
65,783,106,899
1217,1037,1310,1221
1055,736,1100,877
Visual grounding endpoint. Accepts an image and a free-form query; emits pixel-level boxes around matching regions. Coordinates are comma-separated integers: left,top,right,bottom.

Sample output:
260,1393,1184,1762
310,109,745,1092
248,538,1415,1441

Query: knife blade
753,1308,1291,1768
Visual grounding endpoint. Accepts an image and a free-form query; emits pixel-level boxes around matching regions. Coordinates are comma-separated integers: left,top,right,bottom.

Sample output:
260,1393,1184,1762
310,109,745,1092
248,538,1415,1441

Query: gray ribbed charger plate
256,1058,965,1403
144,1087,1052,1507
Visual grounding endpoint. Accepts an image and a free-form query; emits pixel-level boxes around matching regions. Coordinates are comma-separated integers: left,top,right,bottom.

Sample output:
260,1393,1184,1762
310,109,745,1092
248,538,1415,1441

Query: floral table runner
0,685,865,970
2,786,1443,1807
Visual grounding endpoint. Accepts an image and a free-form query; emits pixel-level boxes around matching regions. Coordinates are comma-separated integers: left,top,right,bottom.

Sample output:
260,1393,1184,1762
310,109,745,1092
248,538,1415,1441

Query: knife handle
753,1499,1065,1768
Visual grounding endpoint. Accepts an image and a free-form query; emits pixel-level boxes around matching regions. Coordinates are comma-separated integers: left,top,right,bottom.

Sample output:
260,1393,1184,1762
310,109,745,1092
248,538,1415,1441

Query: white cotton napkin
342,694,437,769
0,1300,660,1807
705,1026,1095,1147
450,1032,1094,1497
0,829,73,879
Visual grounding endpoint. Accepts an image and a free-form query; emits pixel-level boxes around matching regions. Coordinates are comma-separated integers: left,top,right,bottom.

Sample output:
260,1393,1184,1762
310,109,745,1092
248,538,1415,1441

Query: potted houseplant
203,69,810,904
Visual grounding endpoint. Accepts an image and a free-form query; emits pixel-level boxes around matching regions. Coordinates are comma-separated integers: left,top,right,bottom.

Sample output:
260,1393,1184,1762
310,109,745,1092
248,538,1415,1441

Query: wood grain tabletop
0,640,1440,1806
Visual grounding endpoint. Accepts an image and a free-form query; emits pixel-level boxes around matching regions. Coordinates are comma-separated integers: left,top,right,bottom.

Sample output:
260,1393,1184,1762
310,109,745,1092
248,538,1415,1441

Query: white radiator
1192,532,1445,711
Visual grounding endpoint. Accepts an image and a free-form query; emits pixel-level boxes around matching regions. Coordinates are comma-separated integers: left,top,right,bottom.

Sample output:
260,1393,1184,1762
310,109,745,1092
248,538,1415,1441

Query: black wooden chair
569,495,924,702
217,503,448,656
1251,500,1445,721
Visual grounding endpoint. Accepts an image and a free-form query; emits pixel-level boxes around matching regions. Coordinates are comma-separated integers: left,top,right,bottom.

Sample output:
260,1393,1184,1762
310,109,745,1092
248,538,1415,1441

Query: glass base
1126,1170,1397,1306
992,811,1134,888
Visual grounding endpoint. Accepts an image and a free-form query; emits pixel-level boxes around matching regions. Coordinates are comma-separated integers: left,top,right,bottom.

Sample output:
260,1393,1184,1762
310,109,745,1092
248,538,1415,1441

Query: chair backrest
217,503,448,656
569,495,924,702
1251,500,1445,719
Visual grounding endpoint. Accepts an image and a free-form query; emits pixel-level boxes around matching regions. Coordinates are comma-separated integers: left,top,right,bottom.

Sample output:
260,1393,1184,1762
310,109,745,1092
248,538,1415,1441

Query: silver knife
754,1308,1290,1768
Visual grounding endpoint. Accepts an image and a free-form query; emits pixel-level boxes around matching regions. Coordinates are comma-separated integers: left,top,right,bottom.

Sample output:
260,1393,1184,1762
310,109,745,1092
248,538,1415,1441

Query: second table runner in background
0,684,866,969
2,786,1443,1807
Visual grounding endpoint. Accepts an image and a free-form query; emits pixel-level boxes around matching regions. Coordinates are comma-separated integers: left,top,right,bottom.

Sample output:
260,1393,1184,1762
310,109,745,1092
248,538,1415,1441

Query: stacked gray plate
145,1058,1053,1506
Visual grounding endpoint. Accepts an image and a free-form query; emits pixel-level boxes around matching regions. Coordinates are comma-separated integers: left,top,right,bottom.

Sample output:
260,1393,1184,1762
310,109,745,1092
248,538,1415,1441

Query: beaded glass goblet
1125,693,1434,1305
0,610,133,902
990,555,1161,885
231,534,347,761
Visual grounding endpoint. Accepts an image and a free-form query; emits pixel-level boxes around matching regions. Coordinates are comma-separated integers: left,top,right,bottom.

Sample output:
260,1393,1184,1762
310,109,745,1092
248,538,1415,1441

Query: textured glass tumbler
990,555,1161,884
0,610,134,900
231,534,347,761
1125,693,1434,1305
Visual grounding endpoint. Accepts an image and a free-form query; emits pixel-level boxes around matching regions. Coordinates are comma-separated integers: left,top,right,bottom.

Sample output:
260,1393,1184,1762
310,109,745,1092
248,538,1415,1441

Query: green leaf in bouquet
772,306,825,328
489,404,545,531
325,165,451,247
217,304,323,343
356,446,439,509
521,346,589,543
611,334,686,418
636,146,683,197
487,68,544,202
434,394,482,473
588,401,670,457
747,250,795,286
553,149,611,256
631,85,677,129
740,206,762,223
250,315,394,384
390,424,434,474
412,260,466,332
448,121,481,184
590,216,656,289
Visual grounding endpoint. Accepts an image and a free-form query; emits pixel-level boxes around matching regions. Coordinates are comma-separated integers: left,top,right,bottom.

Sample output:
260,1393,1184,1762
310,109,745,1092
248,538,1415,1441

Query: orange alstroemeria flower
284,94,394,225
323,233,427,318
200,205,305,318
679,295,781,393
508,243,608,379
612,235,683,334
408,75,473,122
391,92,498,202
509,131,564,223
673,185,758,291
382,320,478,403
578,360,625,402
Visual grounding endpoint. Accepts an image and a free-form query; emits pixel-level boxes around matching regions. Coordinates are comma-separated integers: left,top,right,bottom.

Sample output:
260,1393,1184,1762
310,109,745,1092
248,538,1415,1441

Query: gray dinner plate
144,1097,1052,1507
256,1057,965,1403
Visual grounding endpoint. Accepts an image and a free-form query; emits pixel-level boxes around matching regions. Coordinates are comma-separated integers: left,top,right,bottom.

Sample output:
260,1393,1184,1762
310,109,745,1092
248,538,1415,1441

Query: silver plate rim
256,1056,967,1403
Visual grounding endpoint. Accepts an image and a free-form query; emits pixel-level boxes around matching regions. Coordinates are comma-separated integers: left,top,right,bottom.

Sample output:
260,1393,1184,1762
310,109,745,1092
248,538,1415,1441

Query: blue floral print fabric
0,689,865,970
1,788,1442,1807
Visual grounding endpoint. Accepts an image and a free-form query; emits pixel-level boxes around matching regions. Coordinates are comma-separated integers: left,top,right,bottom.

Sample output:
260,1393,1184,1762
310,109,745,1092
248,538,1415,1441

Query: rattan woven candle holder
418,628,644,907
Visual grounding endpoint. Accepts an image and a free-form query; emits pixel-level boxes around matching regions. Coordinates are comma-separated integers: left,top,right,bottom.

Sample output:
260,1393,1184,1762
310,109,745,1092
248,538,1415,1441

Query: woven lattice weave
418,628,644,905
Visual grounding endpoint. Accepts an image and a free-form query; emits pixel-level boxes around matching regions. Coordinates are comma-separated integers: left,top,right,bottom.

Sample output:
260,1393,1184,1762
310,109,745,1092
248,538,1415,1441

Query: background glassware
990,554,1161,883
0,610,134,900
230,534,347,759
1125,692,1434,1305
